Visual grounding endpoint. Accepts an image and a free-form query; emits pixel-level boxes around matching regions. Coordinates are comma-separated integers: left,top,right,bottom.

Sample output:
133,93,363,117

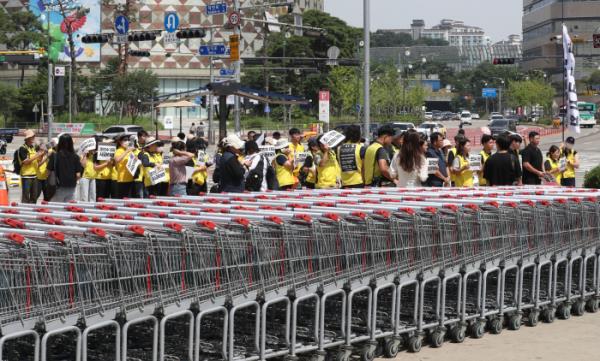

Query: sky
324,0,523,43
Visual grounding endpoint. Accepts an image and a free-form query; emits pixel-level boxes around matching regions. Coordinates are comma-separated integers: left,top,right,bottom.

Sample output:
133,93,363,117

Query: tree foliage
371,30,449,48
0,10,46,50
0,83,21,124
506,80,554,110
109,70,158,118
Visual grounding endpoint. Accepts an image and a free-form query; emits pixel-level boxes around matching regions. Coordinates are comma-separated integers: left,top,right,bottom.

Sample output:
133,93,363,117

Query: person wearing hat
140,137,168,196
17,129,44,203
273,139,295,190
169,138,195,196
216,134,246,193
112,133,136,198
561,137,579,187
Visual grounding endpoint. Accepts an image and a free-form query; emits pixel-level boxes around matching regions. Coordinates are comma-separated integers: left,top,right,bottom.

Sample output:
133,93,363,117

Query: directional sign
199,44,227,56
482,88,497,98
115,15,129,35
220,68,235,76
206,3,227,15
0,56,5,62
164,12,179,33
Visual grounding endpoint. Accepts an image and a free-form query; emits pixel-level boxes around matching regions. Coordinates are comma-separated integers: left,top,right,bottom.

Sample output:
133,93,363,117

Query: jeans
561,178,576,187
78,178,96,202
21,177,38,203
51,187,76,202
170,183,187,196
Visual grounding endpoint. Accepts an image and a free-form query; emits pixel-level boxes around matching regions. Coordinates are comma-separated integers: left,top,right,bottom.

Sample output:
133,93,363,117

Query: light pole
363,0,370,142
420,57,427,83
233,0,241,134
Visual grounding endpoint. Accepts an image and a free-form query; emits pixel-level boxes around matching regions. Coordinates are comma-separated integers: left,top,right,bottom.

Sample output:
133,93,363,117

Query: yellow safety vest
316,150,339,189
192,157,208,186
337,142,364,187
37,149,53,181
143,152,164,187
115,147,134,183
454,154,474,187
19,145,38,177
448,147,457,184
289,143,305,177
274,154,295,187
563,149,577,179
364,142,384,186
83,154,96,179
95,159,112,180
546,157,562,184
479,150,491,186
305,153,317,185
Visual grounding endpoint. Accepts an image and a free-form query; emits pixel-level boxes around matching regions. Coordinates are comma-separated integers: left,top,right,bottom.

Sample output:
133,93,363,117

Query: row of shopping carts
0,186,598,361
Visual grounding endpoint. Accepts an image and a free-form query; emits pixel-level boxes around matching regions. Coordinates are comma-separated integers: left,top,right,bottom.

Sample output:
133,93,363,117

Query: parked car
383,122,415,135
101,125,145,138
489,119,517,137
424,112,433,120
488,114,504,125
0,128,19,143
460,111,473,126
471,113,480,120
441,112,455,121
417,122,447,137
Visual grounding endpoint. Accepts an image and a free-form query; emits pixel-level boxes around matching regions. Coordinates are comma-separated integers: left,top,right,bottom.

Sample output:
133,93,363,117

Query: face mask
157,147,163,153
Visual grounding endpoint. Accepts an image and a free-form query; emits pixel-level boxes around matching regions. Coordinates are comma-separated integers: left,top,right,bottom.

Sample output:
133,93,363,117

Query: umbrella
156,100,199,133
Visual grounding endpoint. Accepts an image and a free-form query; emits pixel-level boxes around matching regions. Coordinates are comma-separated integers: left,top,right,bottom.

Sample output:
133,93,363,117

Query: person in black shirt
425,132,449,187
217,134,246,193
47,134,83,202
483,134,521,186
521,131,544,185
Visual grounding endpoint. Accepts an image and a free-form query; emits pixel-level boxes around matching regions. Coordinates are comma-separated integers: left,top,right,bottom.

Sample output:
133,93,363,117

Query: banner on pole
563,24,581,134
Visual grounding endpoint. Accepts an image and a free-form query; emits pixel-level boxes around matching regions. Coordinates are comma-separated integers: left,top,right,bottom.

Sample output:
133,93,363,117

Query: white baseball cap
224,134,244,150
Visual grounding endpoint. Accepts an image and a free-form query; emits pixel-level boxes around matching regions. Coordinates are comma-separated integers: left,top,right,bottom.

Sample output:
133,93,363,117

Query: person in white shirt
243,140,268,192
390,131,428,187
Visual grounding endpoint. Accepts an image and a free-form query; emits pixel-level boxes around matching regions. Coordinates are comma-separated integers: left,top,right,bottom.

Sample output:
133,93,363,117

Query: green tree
588,70,600,87
0,10,46,49
0,83,21,126
328,67,360,116
110,70,158,118
506,80,554,111
371,30,413,48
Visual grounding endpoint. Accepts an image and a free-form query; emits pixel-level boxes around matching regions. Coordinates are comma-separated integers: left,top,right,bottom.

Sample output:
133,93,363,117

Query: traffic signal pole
363,0,370,143
233,0,241,134
47,11,53,141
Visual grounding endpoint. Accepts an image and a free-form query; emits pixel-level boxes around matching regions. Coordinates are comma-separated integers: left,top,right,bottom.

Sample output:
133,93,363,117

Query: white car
460,111,472,125
471,113,480,120
417,122,446,137
424,112,433,120
488,114,504,125
101,125,146,139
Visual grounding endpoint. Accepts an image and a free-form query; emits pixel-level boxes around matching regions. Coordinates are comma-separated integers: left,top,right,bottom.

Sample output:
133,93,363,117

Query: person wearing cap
78,142,97,202
478,134,495,186
561,137,579,187
273,139,295,190
216,134,246,193
288,128,305,185
113,134,136,198
441,139,452,157
169,138,195,196
17,129,44,203
337,125,365,189
301,138,319,189
425,132,449,187
315,135,341,189
140,137,168,196
94,140,114,200
364,125,395,187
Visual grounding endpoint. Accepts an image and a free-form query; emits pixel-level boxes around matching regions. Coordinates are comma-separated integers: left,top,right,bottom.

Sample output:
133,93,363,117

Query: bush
584,166,600,189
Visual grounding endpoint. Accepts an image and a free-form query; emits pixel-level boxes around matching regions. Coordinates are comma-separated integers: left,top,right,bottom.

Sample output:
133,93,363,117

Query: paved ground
377,312,600,361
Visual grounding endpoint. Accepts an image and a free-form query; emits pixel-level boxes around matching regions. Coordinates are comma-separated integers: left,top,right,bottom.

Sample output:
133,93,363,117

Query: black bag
12,147,22,174
245,157,264,192
265,158,279,191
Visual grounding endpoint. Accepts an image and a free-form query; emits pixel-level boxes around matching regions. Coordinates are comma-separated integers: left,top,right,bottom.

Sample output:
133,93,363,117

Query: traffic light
492,58,516,65
176,28,206,39
128,50,150,57
128,32,157,42
81,34,110,43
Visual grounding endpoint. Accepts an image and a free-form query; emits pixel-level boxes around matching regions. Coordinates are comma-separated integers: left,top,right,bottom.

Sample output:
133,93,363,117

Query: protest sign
469,154,482,171
259,146,276,162
78,138,96,154
97,143,116,161
427,158,439,175
294,151,309,165
125,151,141,176
148,167,167,185
319,130,345,148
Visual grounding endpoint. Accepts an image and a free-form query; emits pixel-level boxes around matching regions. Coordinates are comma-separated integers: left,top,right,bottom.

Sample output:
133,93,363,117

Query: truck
578,102,597,128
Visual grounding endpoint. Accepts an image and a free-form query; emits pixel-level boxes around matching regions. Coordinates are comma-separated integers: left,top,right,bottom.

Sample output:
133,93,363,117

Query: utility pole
208,28,214,144
47,11,53,141
363,0,370,142
233,0,241,134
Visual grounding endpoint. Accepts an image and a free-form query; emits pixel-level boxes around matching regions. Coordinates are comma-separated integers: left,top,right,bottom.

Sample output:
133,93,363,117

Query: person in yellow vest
129,135,145,198
301,138,319,189
189,151,209,195
452,138,474,187
140,137,168,196
36,140,56,202
113,134,136,199
94,140,114,201
315,136,341,189
288,128,305,187
446,134,465,187
17,130,45,203
337,125,365,188
544,145,563,185
478,134,495,186
561,137,579,187
273,139,295,190
364,125,395,187
78,147,97,202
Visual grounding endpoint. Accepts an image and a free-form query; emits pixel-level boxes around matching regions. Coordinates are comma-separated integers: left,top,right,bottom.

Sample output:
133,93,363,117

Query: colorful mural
29,0,101,62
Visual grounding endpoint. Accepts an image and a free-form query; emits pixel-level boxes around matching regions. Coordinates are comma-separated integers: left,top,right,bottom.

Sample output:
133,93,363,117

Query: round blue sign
164,12,180,33
115,15,129,35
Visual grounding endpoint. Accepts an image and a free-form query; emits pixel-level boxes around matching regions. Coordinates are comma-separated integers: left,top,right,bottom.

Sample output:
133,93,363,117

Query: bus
578,102,597,128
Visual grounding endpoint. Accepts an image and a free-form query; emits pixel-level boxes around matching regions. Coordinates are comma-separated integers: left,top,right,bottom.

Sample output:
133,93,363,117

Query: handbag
47,153,58,187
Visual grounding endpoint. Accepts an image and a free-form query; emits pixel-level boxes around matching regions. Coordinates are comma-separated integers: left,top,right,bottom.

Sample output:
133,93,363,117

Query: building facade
522,0,600,82
385,19,489,46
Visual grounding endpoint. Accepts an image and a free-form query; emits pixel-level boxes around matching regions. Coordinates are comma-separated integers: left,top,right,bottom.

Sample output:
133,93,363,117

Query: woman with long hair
390,131,428,187
47,134,83,202
544,145,563,184
452,138,473,187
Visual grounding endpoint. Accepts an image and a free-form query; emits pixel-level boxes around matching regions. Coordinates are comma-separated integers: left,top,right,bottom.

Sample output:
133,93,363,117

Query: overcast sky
324,0,522,42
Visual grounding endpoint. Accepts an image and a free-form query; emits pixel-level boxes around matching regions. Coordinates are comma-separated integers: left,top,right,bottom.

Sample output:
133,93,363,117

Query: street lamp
420,57,427,82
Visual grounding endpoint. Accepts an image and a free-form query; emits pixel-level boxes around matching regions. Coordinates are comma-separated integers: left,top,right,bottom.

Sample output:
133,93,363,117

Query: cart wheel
586,299,599,313
488,318,503,335
383,339,400,358
508,314,521,331
429,331,444,348
450,326,466,343
470,322,485,339
542,308,555,323
360,347,375,361
526,310,539,327
336,351,350,361
407,336,422,353
557,304,571,320
572,300,585,316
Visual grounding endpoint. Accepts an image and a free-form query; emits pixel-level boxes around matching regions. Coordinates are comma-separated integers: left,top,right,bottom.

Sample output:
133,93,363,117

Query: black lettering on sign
339,144,358,172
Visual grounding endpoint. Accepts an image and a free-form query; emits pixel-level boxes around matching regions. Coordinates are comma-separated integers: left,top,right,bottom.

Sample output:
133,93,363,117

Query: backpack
266,157,279,191
12,147,23,174
245,156,264,192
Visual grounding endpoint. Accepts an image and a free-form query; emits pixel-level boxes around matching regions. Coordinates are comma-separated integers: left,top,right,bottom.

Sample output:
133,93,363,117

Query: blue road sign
115,15,129,35
195,96,202,105
206,3,227,15
355,104,362,112
199,44,227,56
164,12,179,33
264,104,271,113
220,68,235,76
482,88,497,98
